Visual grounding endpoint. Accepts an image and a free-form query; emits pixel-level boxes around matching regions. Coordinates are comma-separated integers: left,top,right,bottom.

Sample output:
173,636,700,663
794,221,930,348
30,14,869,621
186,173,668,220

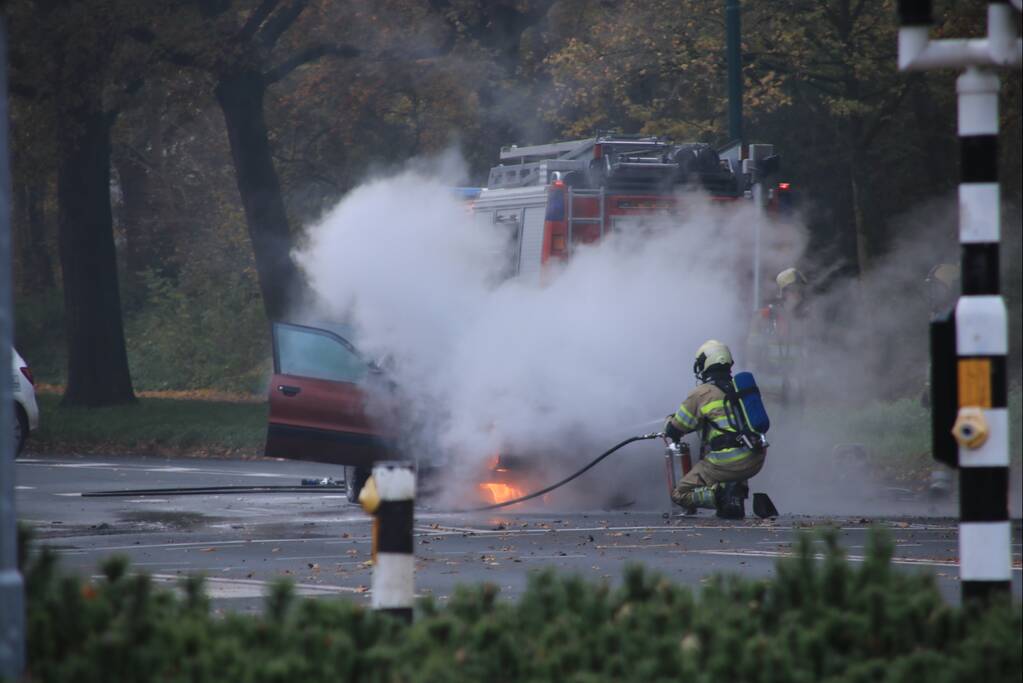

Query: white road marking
54,492,82,497
114,574,368,599
143,467,200,473
52,463,115,468
127,499,171,503
15,486,35,490
688,548,1023,571
19,461,300,480
273,556,362,563
416,522,960,536
52,537,333,554
595,544,679,550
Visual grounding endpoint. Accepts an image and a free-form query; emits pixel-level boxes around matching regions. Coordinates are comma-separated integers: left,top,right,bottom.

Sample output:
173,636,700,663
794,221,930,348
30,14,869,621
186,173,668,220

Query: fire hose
81,434,670,510
454,432,666,512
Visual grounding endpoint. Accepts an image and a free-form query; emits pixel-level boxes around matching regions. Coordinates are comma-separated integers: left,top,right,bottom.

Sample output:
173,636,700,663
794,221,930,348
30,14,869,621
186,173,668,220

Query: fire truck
470,133,793,289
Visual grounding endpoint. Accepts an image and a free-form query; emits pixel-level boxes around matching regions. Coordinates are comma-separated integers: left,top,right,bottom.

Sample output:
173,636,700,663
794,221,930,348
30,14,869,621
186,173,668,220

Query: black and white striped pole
899,0,1020,603
358,461,415,621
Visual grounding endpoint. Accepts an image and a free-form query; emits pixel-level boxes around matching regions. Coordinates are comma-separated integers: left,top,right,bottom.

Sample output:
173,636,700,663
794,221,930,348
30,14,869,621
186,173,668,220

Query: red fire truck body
470,134,791,284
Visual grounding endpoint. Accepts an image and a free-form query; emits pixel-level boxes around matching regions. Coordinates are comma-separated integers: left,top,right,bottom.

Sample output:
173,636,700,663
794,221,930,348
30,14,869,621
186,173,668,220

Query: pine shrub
17,528,1021,683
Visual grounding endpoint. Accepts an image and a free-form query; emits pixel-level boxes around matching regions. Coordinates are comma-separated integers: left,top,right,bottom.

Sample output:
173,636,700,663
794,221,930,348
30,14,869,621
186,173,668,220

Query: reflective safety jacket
669,382,752,464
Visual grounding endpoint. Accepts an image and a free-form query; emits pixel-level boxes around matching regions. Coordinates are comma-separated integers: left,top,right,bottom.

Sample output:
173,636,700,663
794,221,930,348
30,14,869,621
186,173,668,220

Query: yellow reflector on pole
957,358,992,408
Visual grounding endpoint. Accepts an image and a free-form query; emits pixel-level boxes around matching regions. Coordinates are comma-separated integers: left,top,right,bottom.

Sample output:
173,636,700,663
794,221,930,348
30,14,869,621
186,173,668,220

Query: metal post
0,14,26,679
953,67,1011,602
898,0,1020,604
751,180,763,311
360,461,415,622
748,143,774,312
726,0,743,143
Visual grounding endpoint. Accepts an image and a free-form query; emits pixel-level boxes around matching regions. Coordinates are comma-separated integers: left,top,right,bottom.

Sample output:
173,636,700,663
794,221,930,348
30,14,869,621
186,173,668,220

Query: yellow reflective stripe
707,447,752,464
700,399,727,415
706,419,732,432
674,404,698,429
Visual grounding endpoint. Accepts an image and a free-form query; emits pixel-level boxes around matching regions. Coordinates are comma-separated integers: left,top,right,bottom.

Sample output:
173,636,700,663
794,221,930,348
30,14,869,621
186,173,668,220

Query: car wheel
13,404,27,456
345,466,370,504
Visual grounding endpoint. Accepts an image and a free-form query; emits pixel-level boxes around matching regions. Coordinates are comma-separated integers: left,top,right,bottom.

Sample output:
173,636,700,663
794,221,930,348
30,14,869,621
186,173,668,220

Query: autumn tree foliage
7,0,1021,393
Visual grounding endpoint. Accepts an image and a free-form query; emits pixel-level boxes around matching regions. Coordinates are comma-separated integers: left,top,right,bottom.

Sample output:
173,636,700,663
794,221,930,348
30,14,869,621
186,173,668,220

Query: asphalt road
14,454,1023,613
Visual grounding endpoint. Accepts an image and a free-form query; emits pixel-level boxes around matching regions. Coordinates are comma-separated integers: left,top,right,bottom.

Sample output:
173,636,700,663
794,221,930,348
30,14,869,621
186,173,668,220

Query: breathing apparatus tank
730,371,770,448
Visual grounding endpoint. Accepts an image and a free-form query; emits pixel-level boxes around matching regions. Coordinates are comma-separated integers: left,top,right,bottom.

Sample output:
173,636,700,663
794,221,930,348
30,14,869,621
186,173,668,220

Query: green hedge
18,529,1021,683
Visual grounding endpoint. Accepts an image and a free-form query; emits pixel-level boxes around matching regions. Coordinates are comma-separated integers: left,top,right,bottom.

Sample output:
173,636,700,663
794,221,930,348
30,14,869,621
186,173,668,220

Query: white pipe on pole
898,5,1022,71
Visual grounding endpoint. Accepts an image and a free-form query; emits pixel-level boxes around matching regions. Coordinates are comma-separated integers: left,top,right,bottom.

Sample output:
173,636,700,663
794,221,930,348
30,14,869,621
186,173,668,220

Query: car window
276,325,367,383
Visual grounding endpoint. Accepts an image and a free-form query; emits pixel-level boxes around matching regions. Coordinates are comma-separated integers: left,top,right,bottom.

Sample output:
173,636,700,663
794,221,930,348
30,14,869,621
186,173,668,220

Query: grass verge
29,393,268,458
802,387,1022,483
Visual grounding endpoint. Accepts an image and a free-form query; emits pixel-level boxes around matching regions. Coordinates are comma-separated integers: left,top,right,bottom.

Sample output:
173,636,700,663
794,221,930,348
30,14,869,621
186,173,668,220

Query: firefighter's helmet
776,267,807,292
693,340,734,381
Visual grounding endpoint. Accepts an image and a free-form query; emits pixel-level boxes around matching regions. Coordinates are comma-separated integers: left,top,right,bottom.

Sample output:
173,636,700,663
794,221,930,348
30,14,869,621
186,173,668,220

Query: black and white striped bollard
358,461,415,621
898,0,1019,603
952,66,1011,602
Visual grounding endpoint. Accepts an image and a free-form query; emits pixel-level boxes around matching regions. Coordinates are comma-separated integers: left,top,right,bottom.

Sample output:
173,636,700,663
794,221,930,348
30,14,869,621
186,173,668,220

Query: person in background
745,267,810,408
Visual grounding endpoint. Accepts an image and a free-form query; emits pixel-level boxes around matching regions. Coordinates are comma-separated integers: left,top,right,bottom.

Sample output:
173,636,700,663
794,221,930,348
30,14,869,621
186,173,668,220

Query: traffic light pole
726,0,743,144
898,0,1021,603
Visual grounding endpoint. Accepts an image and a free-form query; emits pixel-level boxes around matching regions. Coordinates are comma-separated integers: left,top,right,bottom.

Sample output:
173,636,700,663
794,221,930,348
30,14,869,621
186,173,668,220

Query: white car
12,348,39,455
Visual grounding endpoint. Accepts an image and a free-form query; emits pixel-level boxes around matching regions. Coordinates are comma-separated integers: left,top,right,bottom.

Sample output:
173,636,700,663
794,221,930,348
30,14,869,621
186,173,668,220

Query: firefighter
745,267,810,407
663,340,766,518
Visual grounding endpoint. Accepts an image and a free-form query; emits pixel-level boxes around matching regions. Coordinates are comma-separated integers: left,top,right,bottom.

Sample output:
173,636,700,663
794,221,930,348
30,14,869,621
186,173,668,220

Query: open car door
265,322,391,467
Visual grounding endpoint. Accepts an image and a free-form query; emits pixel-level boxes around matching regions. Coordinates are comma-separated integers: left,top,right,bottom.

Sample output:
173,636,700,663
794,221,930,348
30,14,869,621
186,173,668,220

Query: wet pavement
14,454,1023,612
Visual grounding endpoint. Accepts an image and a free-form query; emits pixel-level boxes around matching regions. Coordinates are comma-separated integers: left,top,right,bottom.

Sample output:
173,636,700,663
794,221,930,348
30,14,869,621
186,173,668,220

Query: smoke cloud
293,155,1018,517
293,154,811,508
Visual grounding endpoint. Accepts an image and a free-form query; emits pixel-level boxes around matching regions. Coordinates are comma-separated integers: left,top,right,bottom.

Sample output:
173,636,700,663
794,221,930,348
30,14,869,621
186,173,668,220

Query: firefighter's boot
715,481,748,520
688,485,719,510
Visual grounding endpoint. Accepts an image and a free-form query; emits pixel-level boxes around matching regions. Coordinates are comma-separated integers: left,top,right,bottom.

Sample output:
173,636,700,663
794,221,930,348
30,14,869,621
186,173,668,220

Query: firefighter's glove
663,418,683,444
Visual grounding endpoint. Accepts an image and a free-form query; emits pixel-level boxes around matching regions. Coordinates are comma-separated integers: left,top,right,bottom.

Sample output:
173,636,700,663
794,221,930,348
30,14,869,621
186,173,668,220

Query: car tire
13,403,27,456
345,465,370,504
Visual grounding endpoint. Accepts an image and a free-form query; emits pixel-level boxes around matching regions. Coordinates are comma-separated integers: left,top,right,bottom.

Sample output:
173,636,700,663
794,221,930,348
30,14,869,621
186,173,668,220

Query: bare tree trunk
57,98,135,406
215,70,302,321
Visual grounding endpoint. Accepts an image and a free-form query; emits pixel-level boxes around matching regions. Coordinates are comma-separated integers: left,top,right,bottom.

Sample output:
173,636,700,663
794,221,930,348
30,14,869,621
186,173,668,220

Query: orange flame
479,482,524,505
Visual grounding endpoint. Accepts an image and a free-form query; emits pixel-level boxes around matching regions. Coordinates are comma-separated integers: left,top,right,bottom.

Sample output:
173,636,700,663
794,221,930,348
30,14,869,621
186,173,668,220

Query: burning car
265,321,661,509
264,322,397,502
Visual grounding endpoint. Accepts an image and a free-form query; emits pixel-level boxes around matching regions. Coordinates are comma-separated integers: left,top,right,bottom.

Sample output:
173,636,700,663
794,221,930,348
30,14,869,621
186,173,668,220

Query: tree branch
238,0,281,44
257,0,311,50
860,81,913,148
264,42,360,83
126,27,200,69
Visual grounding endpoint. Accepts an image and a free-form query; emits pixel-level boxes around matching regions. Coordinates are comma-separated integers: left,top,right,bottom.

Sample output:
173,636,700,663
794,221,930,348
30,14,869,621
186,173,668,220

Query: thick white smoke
293,156,806,507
